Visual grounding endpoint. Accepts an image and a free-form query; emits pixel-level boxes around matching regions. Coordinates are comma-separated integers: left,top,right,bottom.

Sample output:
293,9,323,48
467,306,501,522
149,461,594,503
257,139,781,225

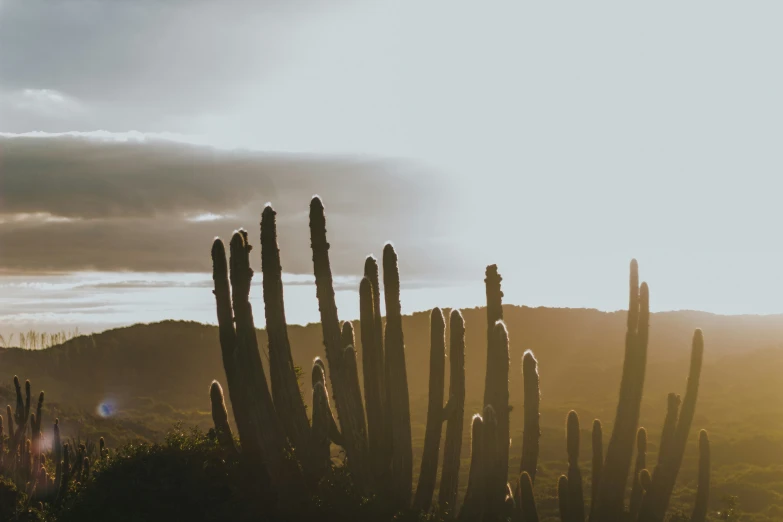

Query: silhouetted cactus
517,472,539,522
593,260,649,521
483,266,509,489
210,381,237,456
629,428,647,521
382,242,413,507
438,309,466,518
53,419,62,494
311,357,343,447
638,329,704,522
590,419,603,520
558,475,569,521
520,350,540,483
691,430,710,522
483,405,505,521
458,414,485,521
413,308,447,512
212,231,305,508
565,411,585,522
359,275,387,483
339,322,371,490
261,204,313,475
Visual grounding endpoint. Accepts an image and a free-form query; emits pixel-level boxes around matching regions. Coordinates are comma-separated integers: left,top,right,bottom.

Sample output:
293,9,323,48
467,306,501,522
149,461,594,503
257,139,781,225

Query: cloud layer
0,135,466,277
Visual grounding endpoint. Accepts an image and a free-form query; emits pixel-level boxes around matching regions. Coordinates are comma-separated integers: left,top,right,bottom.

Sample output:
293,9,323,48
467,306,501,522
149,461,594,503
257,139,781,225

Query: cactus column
360,274,387,483
637,329,704,522
593,260,649,521
261,205,313,473
413,308,447,512
212,231,305,505
309,197,369,484
438,310,466,518
383,242,413,507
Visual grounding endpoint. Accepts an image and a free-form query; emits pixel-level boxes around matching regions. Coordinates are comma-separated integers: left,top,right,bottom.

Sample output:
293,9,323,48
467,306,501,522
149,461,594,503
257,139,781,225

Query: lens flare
97,401,115,418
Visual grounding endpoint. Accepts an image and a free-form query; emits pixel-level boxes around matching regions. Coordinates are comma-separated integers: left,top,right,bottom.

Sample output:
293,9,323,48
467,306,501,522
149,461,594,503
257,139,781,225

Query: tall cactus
312,357,344,447
211,231,305,504
482,405,504,521
382,242,413,507
484,320,510,512
691,430,710,522
629,428,647,521
459,414,485,521
483,266,509,488
637,329,704,522
359,275,386,482
413,308,447,512
261,205,313,472
309,197,371,485
520,350,540,482
566,411,585,522
589,419,603,520
339,321,371,489
593,260,649,521
438,310,466,517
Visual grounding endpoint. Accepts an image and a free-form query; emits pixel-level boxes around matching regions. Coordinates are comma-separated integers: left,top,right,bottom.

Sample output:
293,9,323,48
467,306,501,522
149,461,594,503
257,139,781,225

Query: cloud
0,135,468,279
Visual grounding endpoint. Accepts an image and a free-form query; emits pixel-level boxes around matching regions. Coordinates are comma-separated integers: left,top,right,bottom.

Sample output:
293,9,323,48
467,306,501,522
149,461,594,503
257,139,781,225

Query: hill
1,306,782,519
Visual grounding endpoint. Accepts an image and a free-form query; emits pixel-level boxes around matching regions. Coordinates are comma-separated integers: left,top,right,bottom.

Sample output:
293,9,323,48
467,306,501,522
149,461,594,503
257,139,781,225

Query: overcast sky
2,1,783,338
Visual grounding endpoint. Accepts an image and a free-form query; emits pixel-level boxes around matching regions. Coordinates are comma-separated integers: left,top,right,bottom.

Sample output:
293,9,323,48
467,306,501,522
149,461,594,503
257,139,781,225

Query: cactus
691,430,710,522
438,309,466,518
359,275,387,484
53,419,62,494
482,405,505,521
309,197,373,485
210,381,237,456
413,308,447,512
629,428,647,521
589,419,603,520
558,475,569,522
520,350,540,483
382,242,414,507
565,411,585,522
517,472,539,522
261,204,313,474
637,330,704,522
99,437,107,461
339,322,372,489
483,266,509,489
311,357,344,447
211,231,305,506
593,260,649,521
458,414,485,521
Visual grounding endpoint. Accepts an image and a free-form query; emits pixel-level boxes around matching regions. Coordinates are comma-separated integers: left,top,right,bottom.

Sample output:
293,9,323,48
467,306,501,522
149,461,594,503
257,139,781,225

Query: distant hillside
2,305,783,517
0,305,782,435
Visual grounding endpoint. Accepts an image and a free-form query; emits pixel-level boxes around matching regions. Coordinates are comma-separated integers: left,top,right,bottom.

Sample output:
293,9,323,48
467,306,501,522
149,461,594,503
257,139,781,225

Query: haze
2,0,782,338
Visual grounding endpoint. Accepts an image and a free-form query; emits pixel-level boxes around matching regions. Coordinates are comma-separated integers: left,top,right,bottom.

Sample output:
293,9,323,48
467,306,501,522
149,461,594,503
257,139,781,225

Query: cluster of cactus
209,197,711,521
0,376,109,511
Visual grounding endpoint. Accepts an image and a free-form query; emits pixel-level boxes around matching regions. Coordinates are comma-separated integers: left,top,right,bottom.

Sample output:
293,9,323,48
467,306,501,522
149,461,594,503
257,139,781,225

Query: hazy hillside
2,306,783,518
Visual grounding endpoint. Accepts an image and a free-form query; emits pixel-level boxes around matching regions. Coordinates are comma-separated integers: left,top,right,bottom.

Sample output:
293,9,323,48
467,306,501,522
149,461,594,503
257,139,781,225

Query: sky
2,1,783,340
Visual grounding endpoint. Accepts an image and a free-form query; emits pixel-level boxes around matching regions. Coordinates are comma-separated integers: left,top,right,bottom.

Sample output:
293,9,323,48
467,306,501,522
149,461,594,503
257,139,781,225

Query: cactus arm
438,309,466,518
261,205,313,473
458,414,485,521
566,411,586,522
690,430,710,522
594,261,649,521
518,472,540,522
382,242,414,507
558,475,570,522
629,428,648,521
413,308,447,512
520,350,541,482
